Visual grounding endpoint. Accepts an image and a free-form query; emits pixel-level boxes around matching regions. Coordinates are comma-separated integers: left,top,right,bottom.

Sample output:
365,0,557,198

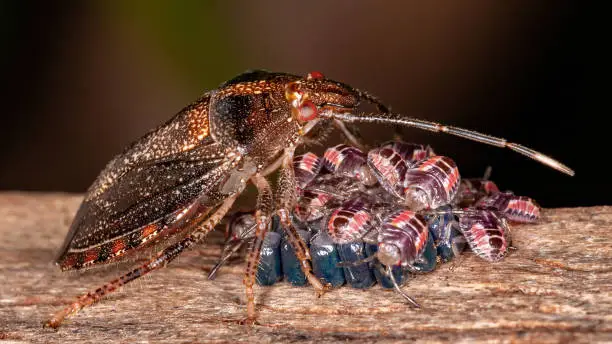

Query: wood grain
0,192,610,343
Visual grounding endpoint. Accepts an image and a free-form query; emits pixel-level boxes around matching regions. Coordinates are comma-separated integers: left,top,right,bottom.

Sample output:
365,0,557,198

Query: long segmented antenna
356,89,390,113
356,88,407,140
386,266,421,308
319,112,574,176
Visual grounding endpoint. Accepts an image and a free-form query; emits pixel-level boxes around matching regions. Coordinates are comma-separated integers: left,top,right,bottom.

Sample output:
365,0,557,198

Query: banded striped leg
242,174,274,322
44,195,238,329
276,150,330,296
320,112,574,176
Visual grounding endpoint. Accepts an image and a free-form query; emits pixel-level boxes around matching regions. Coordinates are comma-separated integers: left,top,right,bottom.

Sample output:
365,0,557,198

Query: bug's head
377,242,402,267
284,72,389,126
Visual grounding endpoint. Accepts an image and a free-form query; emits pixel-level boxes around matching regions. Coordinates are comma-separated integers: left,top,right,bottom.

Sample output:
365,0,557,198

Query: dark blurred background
0,1,605,207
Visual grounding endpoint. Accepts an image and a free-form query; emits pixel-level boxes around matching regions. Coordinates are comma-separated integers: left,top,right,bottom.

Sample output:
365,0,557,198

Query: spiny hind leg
276,149,330,296
208,211,257,280
44,195,238,329
242,173,274,323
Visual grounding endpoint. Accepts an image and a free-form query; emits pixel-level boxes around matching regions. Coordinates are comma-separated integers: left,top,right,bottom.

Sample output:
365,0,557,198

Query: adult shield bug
45,70,573,328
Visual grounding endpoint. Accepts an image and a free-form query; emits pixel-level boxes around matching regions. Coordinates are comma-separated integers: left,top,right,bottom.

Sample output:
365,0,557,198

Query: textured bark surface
0,192,610,343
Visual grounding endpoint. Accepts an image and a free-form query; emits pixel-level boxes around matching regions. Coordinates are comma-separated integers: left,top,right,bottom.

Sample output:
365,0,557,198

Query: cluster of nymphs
209,141,540,305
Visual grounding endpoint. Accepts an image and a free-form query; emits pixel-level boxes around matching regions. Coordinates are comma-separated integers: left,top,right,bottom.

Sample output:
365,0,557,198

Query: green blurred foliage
108,1,238,88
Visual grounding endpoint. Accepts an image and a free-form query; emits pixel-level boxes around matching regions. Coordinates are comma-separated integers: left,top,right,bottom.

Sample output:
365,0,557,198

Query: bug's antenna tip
536,153,574,176
386,266,421,308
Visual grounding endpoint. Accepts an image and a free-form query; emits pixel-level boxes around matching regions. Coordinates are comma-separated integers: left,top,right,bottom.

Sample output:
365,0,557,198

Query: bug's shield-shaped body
459,210,511,262
403,156,461,210
377,210,429,267
326,198,372,244
49,70,371,327
476,192,541,223
322,144,376,185
56,73,310,270
367,141,434,199
57,96,241,270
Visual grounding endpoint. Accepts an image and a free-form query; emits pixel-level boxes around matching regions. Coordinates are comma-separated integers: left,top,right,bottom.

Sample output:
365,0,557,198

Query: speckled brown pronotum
45,70,574,328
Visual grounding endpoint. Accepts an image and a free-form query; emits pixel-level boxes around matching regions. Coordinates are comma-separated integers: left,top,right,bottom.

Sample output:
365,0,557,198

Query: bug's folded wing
55,146,239,269
54,92,246,268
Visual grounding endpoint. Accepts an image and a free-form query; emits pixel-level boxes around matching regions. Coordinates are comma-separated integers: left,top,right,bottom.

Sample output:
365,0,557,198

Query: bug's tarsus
280,210,331,295
386,266,421,308
319,112,575,176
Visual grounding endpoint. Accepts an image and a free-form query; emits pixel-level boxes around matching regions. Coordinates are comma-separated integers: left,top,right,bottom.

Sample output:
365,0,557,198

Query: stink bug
45,70,574,328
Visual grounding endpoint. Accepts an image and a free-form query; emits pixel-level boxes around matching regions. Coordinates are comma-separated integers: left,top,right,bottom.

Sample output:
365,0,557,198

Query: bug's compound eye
295,100,319,122
378,243,401,267
307,71,325,80
286,81,320,123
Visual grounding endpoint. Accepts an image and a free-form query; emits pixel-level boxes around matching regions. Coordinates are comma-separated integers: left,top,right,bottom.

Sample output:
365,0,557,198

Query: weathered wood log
0,192,610,343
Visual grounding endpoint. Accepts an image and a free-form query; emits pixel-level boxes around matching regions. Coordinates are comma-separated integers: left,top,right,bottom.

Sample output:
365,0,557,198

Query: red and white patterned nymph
403,156,461,210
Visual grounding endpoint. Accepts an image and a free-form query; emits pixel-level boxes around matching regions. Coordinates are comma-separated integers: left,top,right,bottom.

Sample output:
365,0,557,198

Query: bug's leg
208,238,248,280
299,119,335,147
320,112,574,176
208,215,257,280
276,150,330,296
44,194,238,329
333,120,368,150
242,174,274,323
261,153,284,177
